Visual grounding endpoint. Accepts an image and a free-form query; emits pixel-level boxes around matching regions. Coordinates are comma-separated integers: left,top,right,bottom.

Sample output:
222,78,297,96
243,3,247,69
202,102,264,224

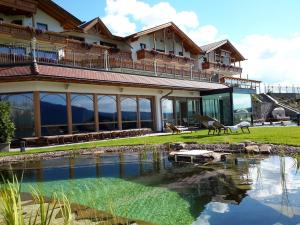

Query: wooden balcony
0,22,67,44
136,49,196,66
0,43,211,82
202,62,242,75
0,0,37,15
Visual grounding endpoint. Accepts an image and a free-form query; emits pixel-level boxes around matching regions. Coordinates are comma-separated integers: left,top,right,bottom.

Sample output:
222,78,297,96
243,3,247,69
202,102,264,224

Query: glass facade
121,97,137,129
188,99,199,126
71,94,95,133
233,93,252,124
202,93,232,125
40,93,68,135
162,98,200,127
98,95,118,130
162,98,174,125
139,98,153,129
0,93,34,138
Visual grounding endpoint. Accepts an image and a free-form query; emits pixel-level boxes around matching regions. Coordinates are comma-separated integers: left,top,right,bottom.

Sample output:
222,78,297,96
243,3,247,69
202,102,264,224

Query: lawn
1,126,300,157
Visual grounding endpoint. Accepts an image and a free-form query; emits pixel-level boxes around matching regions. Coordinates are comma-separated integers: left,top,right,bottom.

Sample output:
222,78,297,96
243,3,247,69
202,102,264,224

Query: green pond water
1,151,300,225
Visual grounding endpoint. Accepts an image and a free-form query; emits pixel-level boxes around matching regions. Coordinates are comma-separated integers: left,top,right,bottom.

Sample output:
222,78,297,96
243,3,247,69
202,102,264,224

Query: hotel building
0,0,260,140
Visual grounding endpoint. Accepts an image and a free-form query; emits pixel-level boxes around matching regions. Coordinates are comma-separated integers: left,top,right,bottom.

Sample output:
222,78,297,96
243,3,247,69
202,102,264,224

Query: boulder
259,145,272,154
245,145,260,154
229,143,245,152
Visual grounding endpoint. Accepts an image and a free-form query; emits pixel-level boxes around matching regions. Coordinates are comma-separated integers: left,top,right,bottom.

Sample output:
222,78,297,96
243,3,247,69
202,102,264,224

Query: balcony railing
0,22,68,44
220,76,261,90
0,43,212,82
202,62,242,74
136,49,197,66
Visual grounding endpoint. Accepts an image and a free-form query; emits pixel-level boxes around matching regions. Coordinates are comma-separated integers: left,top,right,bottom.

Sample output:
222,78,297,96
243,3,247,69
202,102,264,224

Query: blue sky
53,0,300,85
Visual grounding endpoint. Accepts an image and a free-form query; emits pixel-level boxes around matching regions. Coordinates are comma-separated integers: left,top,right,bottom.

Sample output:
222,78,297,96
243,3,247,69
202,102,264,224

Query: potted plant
0,102,15,152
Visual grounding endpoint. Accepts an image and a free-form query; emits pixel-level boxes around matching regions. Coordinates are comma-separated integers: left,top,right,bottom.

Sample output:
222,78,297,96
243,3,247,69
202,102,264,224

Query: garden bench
40,136,60,145
20,137,40,147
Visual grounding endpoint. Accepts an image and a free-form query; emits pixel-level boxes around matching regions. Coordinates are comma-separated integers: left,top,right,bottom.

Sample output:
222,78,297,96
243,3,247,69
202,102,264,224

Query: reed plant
0,176,74,225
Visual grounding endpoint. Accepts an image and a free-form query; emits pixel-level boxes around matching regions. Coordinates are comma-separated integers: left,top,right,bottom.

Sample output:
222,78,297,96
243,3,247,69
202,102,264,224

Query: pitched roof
201,39,246,61
125,22,202,55
79,17,112,36
0,64,227,91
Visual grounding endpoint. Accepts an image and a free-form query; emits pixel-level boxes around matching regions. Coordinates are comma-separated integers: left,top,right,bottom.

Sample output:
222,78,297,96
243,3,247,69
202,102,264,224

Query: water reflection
0,151,171,182
1,153,300,225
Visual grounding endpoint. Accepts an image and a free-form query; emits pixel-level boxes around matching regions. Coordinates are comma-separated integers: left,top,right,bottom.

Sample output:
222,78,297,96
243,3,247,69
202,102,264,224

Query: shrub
0,102,15,143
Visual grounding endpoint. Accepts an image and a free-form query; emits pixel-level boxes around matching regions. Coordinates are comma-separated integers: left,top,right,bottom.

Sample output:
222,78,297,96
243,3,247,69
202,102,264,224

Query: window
162,98,174,125
233,93,252,124
71,94,95,133
187,99,199,126
98,95,118,131
0,44,26,56
11,20,22,25
0,93,34,138
37,23,48,31
40,93,68,135
178,52,183,56
121,97,137,129
140,43,146,49
202,93,232,125
36,50,58,62
139,98,153,129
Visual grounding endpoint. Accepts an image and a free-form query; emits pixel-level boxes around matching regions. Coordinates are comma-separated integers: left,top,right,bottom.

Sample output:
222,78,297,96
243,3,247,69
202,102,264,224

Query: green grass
1,126,300,158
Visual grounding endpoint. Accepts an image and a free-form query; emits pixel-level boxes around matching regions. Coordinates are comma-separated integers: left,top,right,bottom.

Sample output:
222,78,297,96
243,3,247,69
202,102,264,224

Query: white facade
0,9,64,32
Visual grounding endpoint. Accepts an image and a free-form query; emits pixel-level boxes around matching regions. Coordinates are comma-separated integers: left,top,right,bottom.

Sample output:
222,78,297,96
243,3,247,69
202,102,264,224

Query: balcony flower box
168,53,175,59
150,49,159,56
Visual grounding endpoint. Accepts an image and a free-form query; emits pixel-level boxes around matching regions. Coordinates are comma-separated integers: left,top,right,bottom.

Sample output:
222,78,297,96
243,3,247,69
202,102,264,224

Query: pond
1,151,300,225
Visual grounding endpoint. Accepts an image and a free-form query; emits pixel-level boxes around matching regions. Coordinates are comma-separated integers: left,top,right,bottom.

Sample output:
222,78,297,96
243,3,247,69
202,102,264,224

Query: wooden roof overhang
37,0,82,30
0,0,37,16
0,64,227,91
73,17,124,41
125,22,203,55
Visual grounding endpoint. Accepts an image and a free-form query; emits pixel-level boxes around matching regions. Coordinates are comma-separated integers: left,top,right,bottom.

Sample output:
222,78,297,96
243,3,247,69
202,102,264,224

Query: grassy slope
1,126,300,157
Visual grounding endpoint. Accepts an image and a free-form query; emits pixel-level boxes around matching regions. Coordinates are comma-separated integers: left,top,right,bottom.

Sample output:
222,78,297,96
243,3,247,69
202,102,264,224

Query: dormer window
37,23,48,31
140,43,146,49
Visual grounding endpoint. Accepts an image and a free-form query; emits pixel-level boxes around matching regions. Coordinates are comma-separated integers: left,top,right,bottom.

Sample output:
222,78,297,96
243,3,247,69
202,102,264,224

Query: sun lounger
165,123,189,134
195,115,229,135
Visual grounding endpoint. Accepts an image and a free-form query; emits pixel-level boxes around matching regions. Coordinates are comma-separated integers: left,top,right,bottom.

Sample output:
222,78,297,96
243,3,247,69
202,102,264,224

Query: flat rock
245,145,260,154
229,143,245,151
259,145,271,154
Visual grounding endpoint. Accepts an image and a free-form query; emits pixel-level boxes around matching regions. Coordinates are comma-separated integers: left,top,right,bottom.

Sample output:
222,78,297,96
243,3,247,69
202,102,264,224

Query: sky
53,0,300,85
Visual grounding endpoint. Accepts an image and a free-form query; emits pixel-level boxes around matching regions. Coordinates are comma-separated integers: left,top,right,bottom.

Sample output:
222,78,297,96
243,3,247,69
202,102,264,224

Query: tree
0,101,15,143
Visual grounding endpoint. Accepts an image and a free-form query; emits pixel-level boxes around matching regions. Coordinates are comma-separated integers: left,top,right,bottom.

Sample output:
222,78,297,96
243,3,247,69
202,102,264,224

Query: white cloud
208,202,230,213
238,34,300,85
102,0,300,85
102,0,222,44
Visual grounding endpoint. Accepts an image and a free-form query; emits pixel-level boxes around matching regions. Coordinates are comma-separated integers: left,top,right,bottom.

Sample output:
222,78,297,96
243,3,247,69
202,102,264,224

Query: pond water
1,151,300,225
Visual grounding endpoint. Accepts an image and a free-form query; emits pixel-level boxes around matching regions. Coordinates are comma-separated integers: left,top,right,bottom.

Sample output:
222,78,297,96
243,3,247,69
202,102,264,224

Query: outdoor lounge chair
227,121,251,133
165,123,189,134
195,115,229,135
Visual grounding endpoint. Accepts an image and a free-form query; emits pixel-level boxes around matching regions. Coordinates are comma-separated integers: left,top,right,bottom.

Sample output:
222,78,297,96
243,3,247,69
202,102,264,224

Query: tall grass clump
0,176,24,225
0,176,73,225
